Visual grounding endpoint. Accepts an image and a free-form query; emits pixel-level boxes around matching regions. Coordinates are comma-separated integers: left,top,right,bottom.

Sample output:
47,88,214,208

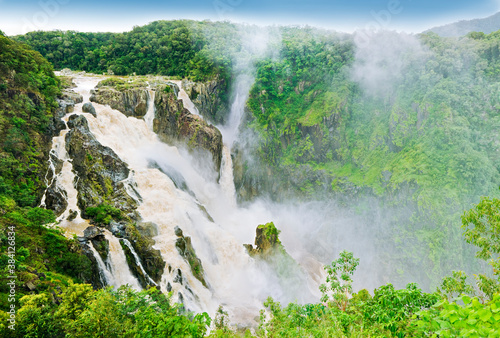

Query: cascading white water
88,241,114,286
121,238,157,286
219,145,237,207
39,153,56,208
41,75,144,290
104,230,142,290
50,75,323,326
170,80,200,115
144,89,155,130
217,74,255,147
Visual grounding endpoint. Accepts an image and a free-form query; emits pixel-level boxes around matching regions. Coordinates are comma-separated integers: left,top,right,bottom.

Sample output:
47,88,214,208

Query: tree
462,195,500,275
320,250,360,311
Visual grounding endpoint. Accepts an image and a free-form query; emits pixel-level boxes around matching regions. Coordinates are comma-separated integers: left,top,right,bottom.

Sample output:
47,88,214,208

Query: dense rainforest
1,20,500,336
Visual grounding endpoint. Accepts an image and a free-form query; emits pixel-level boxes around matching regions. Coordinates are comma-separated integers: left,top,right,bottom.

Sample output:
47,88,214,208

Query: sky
0,0,499,36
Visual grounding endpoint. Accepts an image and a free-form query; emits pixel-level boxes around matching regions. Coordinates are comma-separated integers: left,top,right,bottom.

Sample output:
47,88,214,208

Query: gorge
2,19,500,336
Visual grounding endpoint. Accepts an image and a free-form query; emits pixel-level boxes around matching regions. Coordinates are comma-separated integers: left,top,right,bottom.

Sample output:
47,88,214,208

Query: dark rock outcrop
120,238,158,289
174,226,208,288
90,81,149,117
65,114,166,285
83,226,109,261
65,114,139,217
154,86,223,173
123,224,165,284
182,76,229,124
244,222,282,257
61,90,83,104
82,102,97,117
78,242,106,289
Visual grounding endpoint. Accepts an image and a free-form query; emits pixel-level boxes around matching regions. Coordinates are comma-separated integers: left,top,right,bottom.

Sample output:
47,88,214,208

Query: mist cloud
351,30,427,97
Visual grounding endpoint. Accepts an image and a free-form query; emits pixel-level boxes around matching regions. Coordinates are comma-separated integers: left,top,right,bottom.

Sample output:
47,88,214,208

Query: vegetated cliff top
425,11,500,37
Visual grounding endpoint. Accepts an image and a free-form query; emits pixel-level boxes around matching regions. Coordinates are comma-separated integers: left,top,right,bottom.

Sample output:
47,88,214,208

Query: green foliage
361,283,439,336
257,222,281,244
0,34,61,207
414,293,500,337
4,284,211,337
0,201,94,312
320,250,360,310
438,270,475,301
85,203,122,225
14,20,237,82
259,298,344,337
462,195,500,264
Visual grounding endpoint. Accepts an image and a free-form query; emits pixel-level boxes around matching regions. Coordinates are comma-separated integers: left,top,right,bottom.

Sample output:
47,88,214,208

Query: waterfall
88,240,114,286
51,75,322,326
220,145,237,207
39,151,57,208
120,238,157,286
144,89,155,131
216,75,257,149
105,231,142,290
170,80,200,115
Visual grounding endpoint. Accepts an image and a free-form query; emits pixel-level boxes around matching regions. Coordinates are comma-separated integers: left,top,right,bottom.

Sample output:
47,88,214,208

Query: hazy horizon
1,0,499,36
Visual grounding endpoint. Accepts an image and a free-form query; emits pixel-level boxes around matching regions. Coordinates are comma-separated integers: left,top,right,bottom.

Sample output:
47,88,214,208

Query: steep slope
0,35,100,311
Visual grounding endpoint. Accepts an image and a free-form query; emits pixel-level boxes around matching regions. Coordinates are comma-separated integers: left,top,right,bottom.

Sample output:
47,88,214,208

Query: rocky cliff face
90,83,149,118
65,114,138,217
65,114,166,286
154,86,223,174
42,89,84,213
182,76,229,124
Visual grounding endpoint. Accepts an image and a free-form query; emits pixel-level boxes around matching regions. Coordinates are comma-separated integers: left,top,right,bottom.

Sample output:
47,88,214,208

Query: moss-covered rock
65,114,139,217
154,86,223,173
123,223,165,284
90,78,149,117
82,102,97,117
83,226,109,261
174,226,208,288
78,242,107,289
244,222,282,257
120,238,158,289
182,76,229,124
244,222,308,296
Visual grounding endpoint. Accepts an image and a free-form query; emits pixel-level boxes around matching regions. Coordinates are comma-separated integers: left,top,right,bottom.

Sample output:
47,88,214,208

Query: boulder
90,79,149,117
83,226,103,240
82,102,97,117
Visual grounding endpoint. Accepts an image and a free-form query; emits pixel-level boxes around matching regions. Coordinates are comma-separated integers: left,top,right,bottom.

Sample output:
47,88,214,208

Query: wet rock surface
65,114,138,216
174,226,208,288
90,79,149,117
182,77,229,124
244,222,282,257
82,102,97,117
154,86,223,173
